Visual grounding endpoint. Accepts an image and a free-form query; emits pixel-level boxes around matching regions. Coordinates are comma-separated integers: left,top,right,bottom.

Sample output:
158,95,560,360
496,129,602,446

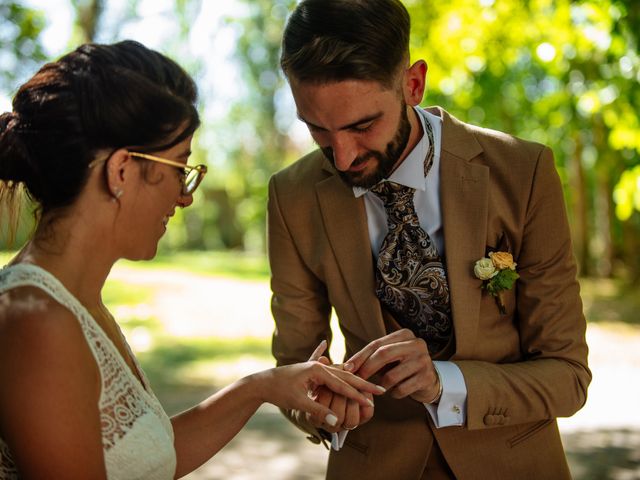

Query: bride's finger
313,367,384,407
328,367,386,395
299,396,339,427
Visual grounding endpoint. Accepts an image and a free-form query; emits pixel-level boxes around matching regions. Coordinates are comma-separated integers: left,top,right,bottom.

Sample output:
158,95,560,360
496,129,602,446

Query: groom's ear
402,60,427,106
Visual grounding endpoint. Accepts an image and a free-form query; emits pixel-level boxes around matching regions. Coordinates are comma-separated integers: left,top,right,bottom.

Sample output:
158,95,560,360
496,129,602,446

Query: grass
1,250,270,281
580,277,640,326
103,279,155,306
120,250,270,281
135,336,273,414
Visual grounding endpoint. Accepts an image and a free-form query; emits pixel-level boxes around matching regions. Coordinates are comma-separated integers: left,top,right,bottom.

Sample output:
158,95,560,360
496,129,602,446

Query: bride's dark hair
0,40,200,242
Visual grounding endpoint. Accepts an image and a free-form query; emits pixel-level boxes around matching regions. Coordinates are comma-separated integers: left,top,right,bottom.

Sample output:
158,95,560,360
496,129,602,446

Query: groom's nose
330,134,358,171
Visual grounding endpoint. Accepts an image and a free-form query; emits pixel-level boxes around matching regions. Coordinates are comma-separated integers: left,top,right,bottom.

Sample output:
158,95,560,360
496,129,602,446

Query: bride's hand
253,360,385,427
304,340,375,432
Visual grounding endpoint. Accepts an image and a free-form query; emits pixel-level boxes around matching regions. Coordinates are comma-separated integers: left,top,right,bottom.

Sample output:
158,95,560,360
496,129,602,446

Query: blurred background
1,0,639,478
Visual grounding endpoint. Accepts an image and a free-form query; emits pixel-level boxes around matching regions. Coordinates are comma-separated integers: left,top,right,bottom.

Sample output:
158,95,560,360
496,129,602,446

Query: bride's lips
162,211,175,227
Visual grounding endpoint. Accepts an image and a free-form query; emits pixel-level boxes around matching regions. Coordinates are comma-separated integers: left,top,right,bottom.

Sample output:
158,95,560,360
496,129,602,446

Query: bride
0,40,383,479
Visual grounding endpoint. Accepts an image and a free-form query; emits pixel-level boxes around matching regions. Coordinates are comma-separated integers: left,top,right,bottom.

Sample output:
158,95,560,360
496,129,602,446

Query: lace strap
0,264,91,323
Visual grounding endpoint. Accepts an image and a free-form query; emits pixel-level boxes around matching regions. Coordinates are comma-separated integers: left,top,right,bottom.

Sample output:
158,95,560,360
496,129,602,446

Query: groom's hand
344,329,441,404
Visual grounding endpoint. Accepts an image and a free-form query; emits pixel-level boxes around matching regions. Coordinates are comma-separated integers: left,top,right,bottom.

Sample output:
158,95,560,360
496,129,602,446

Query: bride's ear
105,149,133,201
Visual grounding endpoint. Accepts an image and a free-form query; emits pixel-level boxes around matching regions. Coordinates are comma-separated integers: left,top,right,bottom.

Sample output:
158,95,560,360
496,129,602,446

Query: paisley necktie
370,121,452,354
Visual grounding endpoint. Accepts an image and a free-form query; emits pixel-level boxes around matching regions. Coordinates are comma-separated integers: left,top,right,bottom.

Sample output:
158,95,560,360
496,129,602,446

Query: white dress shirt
331,107,467,451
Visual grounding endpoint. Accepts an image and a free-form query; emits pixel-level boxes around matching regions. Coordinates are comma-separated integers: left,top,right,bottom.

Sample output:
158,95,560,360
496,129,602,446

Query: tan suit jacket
267,107,591,479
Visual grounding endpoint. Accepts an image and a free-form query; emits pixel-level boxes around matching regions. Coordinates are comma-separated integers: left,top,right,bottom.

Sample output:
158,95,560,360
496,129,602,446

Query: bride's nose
176,192,193,208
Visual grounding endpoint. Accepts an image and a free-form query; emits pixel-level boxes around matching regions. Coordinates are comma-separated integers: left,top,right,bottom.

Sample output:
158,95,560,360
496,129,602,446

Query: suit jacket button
483,414,496,426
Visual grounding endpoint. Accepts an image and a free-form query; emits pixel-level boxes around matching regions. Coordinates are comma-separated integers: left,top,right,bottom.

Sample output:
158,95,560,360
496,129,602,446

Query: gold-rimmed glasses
129,152,207,195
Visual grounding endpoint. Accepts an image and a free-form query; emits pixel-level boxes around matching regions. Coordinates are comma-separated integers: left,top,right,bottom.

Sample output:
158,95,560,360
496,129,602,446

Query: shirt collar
353,106,431,198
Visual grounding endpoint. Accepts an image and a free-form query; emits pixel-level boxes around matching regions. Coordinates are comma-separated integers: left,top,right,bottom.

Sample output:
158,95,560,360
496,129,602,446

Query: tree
0,1,46,94
406,0,640,280
209,0,296,251
70,0,104,43
0,1,47,248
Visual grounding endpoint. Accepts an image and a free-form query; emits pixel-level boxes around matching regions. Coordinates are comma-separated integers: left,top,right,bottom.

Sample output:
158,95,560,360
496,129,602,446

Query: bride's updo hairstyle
0,40,200,240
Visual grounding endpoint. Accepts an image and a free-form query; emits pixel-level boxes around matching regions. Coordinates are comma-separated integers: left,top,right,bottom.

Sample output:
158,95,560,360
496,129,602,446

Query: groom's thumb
317,356,331,366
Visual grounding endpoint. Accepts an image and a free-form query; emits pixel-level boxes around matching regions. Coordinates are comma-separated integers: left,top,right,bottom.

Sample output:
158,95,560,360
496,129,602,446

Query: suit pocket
507,419,553,448
343,436,369,455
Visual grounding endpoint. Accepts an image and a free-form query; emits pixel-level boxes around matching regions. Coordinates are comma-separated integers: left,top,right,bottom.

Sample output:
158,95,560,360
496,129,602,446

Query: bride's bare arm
171,360,383,478
0,288,106,479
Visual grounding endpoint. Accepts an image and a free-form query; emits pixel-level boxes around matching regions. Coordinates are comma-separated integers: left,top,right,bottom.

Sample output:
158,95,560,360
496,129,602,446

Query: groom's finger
357,338,429,381
316,356,331,366
309,340,328,361
342,399,360,430
345,329,416,377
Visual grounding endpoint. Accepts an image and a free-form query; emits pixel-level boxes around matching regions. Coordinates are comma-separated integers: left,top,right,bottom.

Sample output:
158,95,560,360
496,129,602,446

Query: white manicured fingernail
325,413,338,426
376,385,386,393
367,398,375,407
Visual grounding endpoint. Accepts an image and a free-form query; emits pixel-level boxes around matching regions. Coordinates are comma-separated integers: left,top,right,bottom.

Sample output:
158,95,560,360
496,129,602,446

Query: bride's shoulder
0,286,95,376
0,284,73,327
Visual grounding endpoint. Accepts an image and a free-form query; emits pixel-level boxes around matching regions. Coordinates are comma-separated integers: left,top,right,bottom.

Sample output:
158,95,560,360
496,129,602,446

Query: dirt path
110,265,640,479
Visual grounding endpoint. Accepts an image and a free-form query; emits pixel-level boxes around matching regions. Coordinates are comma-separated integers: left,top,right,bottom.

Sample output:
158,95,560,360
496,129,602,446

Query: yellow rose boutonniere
474,251,519,314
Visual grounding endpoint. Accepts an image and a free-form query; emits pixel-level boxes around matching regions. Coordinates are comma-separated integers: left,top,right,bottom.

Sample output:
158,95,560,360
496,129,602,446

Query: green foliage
212,0,297,251
614,164,640,220
140,250,270,280
485,269,519,296
0,1,46,92
406,0,640,278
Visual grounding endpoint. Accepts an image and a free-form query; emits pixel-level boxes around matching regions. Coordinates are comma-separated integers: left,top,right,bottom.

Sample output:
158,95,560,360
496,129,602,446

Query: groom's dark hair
280,0,411,88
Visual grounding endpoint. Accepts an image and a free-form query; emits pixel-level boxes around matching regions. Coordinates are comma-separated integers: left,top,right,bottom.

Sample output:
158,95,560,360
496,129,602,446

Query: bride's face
120,134,195,261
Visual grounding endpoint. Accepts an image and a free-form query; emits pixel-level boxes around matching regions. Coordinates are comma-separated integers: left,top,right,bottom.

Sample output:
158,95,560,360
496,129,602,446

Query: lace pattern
0,264,176,479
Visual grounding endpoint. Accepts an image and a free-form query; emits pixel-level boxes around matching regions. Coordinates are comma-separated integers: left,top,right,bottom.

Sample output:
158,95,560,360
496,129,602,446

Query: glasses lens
184,169,201,194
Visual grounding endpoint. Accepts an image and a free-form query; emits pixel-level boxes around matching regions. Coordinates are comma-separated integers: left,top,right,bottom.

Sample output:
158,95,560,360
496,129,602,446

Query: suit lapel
434,108,489,359
316,172,387,342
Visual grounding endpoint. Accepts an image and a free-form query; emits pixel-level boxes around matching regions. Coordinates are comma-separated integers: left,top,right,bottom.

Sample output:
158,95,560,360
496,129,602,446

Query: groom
267,0,591,478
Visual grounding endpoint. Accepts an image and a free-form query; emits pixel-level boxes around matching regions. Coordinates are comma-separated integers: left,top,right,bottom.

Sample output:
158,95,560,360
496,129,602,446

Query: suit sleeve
455,146,592,430
267,174,333,442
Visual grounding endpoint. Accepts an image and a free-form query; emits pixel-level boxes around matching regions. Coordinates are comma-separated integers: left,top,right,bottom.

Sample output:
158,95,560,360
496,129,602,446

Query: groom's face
290,78,418,189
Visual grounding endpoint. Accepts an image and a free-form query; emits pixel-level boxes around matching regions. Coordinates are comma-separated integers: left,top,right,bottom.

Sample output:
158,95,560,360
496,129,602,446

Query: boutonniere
474,251,519,314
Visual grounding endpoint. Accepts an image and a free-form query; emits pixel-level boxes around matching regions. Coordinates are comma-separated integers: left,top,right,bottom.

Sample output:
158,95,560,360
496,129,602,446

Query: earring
111,188,123,202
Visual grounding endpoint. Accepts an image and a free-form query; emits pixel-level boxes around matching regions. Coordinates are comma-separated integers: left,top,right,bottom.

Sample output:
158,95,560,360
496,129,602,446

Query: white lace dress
0,264,177,479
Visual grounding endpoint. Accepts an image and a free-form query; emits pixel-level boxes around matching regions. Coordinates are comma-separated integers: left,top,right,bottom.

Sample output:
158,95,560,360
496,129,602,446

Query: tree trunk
569,132,589,276
72,0,104,42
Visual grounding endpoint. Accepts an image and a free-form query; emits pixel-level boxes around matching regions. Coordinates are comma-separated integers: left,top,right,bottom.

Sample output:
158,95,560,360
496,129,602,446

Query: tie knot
370,181,415,208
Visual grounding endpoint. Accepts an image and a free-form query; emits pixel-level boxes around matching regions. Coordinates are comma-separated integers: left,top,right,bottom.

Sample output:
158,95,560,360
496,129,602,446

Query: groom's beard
321,103,412,189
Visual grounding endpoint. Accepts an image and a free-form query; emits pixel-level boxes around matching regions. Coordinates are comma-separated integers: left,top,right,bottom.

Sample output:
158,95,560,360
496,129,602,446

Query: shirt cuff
424,361,467,428
331,430,349,450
